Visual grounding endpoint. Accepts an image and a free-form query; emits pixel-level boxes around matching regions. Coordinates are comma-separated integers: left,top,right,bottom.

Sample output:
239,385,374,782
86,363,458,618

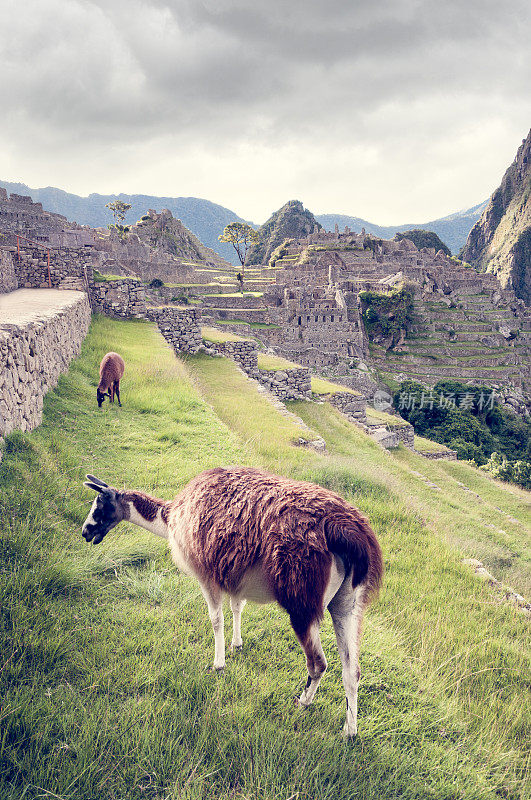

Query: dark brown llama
81,466,383,736
97,352,125,407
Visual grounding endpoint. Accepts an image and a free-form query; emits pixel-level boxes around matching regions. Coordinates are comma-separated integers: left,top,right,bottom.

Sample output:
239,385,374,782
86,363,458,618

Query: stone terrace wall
0,250,17,294
90,279,147,318
148,307,203,354
208,339,258,371
256,367,311,401
5,243,94,291
0,293,91,436
326,391,367,423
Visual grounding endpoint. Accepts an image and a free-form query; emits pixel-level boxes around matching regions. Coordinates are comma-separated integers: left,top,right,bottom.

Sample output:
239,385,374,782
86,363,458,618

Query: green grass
201,326,253,344
365,408,409,428
311,377,358,396
1,316,530,800
256,352,301,371
414,435,455,453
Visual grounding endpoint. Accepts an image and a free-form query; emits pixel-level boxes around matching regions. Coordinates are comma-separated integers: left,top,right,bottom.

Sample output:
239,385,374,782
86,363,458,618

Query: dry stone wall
256,367,311,401
208,340,258,371
326,391,367,423
4,243,94,291
148,307,203,354
90,279,147,318
0,293,91,436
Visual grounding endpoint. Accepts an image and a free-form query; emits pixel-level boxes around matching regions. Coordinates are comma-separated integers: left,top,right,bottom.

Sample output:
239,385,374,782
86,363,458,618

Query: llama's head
97,388,110,407
82,474,124,544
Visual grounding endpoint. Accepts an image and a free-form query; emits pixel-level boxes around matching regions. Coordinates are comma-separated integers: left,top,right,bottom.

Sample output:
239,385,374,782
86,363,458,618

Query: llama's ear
86,474,109,488
84,480,106,493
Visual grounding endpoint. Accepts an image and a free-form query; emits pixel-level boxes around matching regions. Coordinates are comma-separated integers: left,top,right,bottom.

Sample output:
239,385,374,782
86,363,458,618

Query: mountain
394,229,451,256
245,199,321,265
0,181,248,266
316,201,487,255
0,178,486,266
460,129,531,305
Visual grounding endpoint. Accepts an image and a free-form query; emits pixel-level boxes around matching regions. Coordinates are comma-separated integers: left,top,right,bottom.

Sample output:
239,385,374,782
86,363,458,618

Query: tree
106,200,132,240
218,222,259,281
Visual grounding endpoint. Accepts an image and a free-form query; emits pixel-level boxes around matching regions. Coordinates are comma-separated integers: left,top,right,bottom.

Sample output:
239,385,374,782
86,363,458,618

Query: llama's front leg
296,622,327,707
115,381,121,406
200,583,225,671
229,597,246,651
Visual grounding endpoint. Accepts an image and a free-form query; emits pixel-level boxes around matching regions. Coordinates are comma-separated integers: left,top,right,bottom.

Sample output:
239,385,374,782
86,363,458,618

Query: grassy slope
0,317,529,800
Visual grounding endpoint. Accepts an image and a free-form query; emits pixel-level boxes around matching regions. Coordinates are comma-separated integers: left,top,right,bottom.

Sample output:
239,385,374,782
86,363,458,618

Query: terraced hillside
1,316,529,800
371,293,531,389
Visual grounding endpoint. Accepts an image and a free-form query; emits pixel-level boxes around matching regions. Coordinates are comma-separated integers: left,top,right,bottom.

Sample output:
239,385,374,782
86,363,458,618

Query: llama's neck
121,491,169,539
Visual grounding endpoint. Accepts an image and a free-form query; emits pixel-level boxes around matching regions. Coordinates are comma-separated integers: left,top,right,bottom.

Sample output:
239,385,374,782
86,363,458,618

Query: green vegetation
365,408,409,428
414,435,454,454
201,326,252,344
256,352,300,371
0,317,529,800
395,229,451,256
394,379,531,487
359,286,417,341
105,199,132,240
311,377,358,395
218,222,259,275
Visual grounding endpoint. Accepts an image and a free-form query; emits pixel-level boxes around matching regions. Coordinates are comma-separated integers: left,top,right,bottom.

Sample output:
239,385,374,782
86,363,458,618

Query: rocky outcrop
394,229,451,257
245,200,321,266
461,129,531,304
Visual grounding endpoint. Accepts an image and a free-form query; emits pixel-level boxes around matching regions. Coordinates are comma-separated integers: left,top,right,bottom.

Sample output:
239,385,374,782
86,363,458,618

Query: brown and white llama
81,466,383,736
97,352,125,407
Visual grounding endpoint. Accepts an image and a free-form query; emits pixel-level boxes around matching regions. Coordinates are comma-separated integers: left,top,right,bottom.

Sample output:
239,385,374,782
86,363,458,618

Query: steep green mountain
316,201,486,255
245,200,321,265
460,129,531,304
0,181,249,266
394,229,451,256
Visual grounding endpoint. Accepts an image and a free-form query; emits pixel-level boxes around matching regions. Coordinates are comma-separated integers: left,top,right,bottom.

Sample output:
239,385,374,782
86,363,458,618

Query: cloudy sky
1,0,530,223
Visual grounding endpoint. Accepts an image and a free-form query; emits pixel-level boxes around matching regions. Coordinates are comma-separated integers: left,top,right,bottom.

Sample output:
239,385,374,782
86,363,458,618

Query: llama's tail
324,509,383,602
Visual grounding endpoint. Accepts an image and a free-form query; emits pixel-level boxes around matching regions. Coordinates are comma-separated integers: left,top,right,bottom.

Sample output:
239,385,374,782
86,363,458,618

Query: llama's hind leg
115,381,121,406
329,582,366,737
199,582,225,671
229,596,246,651
296,622,327,707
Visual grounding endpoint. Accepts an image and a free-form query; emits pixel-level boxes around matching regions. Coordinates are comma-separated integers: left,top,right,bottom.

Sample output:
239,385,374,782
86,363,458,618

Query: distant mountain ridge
316,201,487,255
0,179,486,262
0,181,250,266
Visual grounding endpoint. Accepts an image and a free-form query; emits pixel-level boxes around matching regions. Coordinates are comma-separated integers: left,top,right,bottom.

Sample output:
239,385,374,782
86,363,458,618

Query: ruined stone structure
147,307,203,355
0,189,93,247
211,228,531,401
0,291,91,436
255,367,311,402
90,279,147,318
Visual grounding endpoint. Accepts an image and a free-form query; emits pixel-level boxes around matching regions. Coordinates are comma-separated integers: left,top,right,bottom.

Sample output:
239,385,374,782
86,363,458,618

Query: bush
149,278,164,289
359,286,416,341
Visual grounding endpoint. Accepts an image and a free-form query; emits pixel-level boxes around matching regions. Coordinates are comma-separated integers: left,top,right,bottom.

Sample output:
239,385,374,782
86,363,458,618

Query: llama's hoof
230,643,243,653
206,665,225,674
293,696,310,709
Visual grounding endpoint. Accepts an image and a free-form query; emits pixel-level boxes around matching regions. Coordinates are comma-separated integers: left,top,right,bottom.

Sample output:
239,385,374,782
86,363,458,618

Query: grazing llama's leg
199,583,225,671
109,384,115,403
296,554,345,708
229,597,246,651
329,581,366,737
114,381,121,406
297,623,327,707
